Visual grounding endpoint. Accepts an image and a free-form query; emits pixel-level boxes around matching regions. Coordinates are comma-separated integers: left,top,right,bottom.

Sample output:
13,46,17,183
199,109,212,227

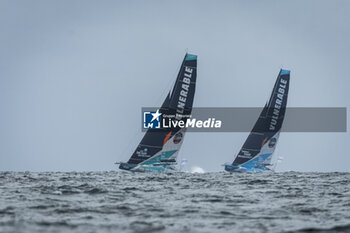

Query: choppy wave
0,171,349,233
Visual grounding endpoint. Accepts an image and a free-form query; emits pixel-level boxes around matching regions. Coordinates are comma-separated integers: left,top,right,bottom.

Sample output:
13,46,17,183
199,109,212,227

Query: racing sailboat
225,69,290,172
118,53,197,172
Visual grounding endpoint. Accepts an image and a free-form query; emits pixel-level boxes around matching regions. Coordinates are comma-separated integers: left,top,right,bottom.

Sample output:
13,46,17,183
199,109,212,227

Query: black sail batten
121,53,197,168
232,69,290,166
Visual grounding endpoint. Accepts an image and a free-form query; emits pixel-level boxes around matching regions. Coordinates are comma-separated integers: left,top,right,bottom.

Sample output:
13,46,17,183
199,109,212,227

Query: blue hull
224,153,273,173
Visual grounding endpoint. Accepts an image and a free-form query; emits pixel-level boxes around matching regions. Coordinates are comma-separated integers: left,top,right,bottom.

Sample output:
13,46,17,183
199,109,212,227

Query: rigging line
153,54,182,107
119,122,143,162
118,54,182,162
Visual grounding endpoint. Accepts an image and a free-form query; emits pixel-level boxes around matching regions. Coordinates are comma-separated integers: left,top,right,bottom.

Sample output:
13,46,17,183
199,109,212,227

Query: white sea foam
190,166,205,173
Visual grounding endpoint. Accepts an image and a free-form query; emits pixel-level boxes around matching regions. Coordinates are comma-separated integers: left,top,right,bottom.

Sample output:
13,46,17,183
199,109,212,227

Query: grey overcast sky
1,0,349,172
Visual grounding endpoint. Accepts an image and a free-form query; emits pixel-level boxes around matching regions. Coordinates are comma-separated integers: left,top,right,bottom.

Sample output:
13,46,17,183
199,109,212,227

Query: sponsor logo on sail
136,148,150,158
269,78,288,131
176,67,193,119
173,132,183,144
268,138,277,148
238,150,252,159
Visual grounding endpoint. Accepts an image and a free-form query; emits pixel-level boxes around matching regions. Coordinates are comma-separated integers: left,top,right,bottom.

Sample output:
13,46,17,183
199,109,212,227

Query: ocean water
1,172,350,233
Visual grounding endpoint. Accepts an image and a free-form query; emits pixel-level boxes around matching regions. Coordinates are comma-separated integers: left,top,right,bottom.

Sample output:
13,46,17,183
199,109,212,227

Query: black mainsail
226,69,290,172
119,53,197,172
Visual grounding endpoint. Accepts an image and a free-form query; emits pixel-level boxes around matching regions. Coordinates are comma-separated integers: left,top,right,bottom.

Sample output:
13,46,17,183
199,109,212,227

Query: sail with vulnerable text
225,69,290,172
118,53,197,172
